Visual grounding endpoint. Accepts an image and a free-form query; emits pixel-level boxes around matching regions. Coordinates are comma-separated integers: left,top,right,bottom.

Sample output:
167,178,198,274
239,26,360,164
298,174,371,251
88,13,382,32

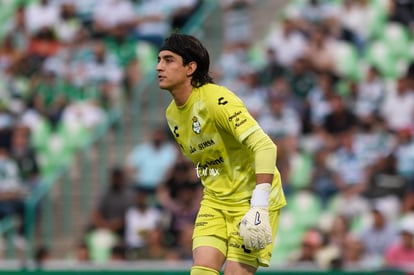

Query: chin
159,83,170,91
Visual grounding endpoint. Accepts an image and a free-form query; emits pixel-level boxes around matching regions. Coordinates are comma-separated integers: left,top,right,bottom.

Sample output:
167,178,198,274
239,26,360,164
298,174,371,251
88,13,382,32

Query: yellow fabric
191,266,220,275
166,83,286,211
193,204,282,268
193,235,227,257
243,128,277,175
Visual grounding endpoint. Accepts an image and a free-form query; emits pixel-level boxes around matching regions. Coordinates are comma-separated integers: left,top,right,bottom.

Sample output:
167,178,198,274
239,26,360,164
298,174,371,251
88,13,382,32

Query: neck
170,83,193,106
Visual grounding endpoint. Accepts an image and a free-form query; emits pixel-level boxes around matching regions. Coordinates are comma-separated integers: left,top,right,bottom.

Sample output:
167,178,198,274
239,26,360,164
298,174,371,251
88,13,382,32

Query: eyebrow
159,53,176,60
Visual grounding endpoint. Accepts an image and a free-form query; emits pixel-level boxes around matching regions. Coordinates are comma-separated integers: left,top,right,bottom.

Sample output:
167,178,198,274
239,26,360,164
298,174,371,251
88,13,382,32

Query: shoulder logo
192,116,201,134
218,97,228,105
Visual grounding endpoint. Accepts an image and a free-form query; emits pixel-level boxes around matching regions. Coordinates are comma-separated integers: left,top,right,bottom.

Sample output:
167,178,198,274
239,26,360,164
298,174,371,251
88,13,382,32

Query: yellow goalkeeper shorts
192,204,281,268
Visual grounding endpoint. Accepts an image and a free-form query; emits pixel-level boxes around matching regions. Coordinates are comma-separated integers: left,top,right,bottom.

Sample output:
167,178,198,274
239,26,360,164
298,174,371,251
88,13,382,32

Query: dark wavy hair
159,33,214,87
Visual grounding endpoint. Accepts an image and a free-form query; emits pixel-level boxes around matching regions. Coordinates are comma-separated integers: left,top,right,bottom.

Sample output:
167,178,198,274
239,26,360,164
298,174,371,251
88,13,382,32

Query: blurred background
0,0,414,274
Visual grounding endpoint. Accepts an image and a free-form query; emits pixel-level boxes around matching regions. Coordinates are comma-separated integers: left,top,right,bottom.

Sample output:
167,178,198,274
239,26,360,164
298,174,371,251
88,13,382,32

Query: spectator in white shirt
124,187,163,251
329,130,370,218
393,128,414,212
132,0,172,49
25,0,60,35
92,0,136,37
83,40,123,85
380,76,414,133
258,94,302,140
354,66,386,119
265,17,307,68
336,0,371,51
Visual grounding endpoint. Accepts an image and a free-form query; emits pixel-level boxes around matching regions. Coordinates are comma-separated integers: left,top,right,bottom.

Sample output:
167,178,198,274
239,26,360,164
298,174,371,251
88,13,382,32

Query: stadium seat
57,120,91,150
350,210,372,234
271,209,306,265
38,133,74,177
86,229,119,263
289,152,313,191
271,237,298,265
0,0,19,39
135,41,158,75
282,0,304,19
333,41,361,81
286,191,322,229
364,40,399,79
31,119,53,151
380,23,411,60
247,41,267,70
365,0,388,40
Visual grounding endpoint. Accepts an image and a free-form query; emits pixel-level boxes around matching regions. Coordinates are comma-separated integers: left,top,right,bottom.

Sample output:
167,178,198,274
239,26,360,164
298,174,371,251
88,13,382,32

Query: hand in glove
239,183,272,250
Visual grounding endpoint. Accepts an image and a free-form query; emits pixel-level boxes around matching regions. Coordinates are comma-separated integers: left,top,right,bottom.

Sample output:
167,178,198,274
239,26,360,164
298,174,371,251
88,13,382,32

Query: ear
186,61,197,77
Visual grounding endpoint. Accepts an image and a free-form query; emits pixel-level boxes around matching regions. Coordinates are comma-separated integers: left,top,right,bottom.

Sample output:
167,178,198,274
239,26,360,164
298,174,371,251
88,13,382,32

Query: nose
156,60,163,71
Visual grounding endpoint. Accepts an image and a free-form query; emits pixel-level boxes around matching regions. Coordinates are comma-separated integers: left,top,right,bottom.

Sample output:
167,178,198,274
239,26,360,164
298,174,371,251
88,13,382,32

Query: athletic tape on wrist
250,183,271,207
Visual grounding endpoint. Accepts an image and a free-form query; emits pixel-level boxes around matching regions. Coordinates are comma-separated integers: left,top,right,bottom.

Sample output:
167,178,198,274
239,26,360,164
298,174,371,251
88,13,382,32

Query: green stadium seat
136,41,157,75
363,7,413,80
333,41,361,81
271,209,306,265
248,41,267,70
286,191,322,229
380,23,411,60
31,119,52,151
364,40,399,79
289,152,313,191
0,0,18,39
57,120,92,150
366,0,388,40
86,229,119,263
326,193,342,213
38,133,74,177
350,210,372,234
282,0,304,20
335,78,353,97
271,238,297,266
0,0,41,40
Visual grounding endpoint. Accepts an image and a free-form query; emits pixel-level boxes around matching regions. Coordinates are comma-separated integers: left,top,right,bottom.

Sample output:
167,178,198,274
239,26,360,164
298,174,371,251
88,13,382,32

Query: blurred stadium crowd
215,0,414,271
0,0,202,264
1,0,414,273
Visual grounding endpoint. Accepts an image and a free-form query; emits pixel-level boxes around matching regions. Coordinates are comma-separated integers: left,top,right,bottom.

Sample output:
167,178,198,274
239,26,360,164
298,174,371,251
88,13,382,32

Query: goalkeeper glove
239,183,272,250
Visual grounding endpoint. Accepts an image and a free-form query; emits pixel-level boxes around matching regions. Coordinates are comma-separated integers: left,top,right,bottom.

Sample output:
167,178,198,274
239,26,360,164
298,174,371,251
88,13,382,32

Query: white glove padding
239,206,272,250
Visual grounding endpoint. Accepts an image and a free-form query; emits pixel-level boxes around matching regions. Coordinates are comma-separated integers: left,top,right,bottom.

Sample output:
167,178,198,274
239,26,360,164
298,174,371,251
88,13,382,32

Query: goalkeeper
157,33,286,275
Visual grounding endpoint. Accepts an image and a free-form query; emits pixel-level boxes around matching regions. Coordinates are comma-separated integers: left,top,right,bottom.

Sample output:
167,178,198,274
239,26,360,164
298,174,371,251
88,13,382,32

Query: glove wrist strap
251,183,271,207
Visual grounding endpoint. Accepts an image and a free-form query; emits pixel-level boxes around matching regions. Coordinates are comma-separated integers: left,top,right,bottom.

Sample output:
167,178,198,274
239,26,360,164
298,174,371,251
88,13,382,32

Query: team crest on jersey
192,116,201,134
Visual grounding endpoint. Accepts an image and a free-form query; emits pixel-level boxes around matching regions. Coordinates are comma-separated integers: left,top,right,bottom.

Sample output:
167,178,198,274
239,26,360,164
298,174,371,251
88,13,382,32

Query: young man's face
157,50,193,91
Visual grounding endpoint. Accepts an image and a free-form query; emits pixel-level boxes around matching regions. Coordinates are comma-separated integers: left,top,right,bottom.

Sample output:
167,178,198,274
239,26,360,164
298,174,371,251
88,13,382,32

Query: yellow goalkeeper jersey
166,83,286,211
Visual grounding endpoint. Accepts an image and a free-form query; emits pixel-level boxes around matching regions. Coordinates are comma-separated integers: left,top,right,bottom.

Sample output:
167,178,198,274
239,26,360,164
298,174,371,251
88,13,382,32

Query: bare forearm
256,174,274,185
